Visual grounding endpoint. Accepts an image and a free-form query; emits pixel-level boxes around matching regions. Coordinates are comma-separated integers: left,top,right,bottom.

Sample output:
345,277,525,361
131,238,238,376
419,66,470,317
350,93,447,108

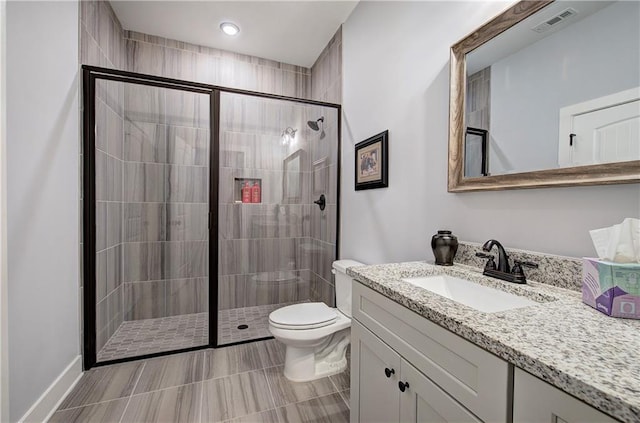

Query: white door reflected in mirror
558,87,640,167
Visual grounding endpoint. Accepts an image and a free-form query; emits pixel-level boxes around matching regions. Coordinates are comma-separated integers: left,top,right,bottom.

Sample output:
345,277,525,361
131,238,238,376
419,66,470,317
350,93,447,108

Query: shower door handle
313,194,326,211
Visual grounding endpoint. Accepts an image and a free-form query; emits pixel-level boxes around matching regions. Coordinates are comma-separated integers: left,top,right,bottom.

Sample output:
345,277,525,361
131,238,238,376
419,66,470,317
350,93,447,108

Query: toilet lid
269,302,337,330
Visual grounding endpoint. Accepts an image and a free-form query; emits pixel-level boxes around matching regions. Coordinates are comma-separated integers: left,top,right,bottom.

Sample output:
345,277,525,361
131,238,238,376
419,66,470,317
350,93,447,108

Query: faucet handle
511,260,538,283
513,260,538,269
475,252,497,271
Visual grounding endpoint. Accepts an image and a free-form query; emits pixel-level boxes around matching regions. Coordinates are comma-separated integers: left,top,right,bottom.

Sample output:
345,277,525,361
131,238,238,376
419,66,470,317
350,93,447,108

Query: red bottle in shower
242,181,251,203
251,181,261,203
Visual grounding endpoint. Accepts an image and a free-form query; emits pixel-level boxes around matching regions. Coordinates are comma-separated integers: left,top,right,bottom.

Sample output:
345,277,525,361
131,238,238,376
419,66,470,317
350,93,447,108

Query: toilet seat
269,302,337,330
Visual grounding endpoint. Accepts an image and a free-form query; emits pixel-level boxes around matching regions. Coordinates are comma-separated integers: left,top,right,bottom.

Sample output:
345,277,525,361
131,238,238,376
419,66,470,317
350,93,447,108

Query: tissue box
582,258,640,319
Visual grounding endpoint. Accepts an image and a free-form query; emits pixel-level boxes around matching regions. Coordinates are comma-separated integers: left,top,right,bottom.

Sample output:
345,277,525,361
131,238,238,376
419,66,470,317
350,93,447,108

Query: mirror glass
464,0,639,177
283,149,303,203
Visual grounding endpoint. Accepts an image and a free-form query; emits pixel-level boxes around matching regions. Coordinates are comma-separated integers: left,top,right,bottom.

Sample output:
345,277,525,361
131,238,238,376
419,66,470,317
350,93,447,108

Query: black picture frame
355,130,389,190
464,127,488,177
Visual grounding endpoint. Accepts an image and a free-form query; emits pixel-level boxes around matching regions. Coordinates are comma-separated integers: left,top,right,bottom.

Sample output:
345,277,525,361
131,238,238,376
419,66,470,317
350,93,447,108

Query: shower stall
82,67,340,368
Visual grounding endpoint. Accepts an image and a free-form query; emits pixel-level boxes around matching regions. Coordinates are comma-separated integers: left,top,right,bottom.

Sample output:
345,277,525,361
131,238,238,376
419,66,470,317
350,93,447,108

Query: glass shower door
91,75,212,363
217,92,339,346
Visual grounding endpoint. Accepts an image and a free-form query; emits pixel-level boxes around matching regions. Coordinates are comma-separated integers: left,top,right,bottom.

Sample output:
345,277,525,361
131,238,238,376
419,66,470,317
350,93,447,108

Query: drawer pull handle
398,381,410,392
384,368,395,378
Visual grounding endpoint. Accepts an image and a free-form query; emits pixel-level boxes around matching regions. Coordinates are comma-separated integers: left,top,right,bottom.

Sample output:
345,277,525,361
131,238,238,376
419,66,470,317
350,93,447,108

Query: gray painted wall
341,1,640,265
0,2,8,421
6,1,80,420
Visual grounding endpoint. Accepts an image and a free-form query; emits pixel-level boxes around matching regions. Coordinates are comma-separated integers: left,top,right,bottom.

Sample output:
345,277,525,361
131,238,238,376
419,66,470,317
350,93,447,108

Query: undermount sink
401,274,537,313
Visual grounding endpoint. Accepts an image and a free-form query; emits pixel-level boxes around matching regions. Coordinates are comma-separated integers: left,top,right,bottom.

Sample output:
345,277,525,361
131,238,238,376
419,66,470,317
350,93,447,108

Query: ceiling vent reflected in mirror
532,8,578,33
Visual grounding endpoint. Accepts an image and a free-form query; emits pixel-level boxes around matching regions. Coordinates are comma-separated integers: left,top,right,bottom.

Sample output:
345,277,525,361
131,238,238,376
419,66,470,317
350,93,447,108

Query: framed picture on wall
355,130,389,190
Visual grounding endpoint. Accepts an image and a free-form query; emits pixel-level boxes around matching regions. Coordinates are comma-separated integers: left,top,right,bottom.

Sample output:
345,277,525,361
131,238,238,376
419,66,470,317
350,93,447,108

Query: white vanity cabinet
350,282,510,423
513,368,619,423
352,319,481,423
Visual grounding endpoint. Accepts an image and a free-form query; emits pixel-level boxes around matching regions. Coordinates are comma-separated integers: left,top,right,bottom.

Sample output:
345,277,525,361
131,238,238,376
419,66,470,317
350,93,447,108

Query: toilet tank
332,259,365,318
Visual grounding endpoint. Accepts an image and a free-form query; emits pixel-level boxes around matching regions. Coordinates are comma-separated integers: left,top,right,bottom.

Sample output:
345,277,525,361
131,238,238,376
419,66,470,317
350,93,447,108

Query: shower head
307,116,325,131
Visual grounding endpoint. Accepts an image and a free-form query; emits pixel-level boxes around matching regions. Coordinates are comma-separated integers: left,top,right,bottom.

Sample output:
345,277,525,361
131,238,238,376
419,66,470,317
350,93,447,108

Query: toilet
268,259,364,382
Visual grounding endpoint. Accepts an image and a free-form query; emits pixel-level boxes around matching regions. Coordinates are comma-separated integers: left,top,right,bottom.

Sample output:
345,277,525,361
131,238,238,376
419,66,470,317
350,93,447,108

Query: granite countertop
347,261,640,423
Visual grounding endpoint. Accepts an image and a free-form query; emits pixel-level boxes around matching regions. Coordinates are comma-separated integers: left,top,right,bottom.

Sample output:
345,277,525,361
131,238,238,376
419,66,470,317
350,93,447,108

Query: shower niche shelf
234,177,262,204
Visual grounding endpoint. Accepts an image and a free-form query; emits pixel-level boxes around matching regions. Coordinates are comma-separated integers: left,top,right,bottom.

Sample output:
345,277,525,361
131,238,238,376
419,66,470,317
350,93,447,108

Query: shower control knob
384,367,395,378
313,194,326,211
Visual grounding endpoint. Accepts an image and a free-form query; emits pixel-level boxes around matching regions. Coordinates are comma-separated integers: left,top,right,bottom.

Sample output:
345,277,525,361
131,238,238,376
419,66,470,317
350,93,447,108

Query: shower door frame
82,65,342,370
82,66,219,370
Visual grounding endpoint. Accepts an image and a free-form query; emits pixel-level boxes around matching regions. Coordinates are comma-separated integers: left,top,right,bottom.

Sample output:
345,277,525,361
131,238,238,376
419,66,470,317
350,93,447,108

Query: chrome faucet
482,239,510,273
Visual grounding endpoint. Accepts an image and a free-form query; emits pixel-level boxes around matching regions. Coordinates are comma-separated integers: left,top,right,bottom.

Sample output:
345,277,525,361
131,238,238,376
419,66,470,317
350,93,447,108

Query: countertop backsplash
455,241,583,292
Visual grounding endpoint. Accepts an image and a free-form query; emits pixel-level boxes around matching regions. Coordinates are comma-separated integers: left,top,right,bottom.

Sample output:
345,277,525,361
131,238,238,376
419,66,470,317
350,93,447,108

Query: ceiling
467,1,613,74
109,1,359,68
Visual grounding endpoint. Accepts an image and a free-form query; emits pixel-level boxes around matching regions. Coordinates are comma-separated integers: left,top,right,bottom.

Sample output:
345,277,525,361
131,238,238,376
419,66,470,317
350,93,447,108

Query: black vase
431,230,458,266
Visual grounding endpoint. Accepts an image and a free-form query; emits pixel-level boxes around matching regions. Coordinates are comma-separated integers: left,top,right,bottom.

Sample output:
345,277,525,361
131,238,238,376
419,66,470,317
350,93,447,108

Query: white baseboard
18,355,83,423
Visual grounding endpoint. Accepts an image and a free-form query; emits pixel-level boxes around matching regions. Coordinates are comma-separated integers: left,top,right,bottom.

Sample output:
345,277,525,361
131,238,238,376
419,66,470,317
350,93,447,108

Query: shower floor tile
218,302,301,345
98,302,306,361
97,312,209,362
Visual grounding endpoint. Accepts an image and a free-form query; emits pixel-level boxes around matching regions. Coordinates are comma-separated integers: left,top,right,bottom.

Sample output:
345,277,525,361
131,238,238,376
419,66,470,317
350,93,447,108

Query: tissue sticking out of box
589,218,640,263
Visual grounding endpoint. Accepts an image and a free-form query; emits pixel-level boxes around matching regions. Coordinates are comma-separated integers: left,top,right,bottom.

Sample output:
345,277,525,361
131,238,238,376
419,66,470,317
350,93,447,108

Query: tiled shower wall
307,106,340,307
120,85,210,321
124,31,311,99
310,28,343,305
311,27,343,104
94,79,125,353
81,0,127,353
80,1,312,99
216,96,339,311
80,0,126,70
218,94,312,310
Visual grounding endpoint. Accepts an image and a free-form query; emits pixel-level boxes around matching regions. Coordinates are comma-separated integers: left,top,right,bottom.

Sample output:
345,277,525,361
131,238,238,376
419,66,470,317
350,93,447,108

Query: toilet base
282,328,350,382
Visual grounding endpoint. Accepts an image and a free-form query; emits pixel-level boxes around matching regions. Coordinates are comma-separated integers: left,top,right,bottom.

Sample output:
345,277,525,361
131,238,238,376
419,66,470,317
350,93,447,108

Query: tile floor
53,339,350,422
98,313,209,362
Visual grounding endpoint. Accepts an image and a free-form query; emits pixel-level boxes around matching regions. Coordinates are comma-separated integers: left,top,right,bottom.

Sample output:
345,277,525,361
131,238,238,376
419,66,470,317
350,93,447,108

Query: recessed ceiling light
220,22,240,36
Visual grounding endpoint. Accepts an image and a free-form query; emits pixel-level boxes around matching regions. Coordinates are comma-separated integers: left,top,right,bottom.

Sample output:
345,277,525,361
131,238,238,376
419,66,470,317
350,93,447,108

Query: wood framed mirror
448,0,640,192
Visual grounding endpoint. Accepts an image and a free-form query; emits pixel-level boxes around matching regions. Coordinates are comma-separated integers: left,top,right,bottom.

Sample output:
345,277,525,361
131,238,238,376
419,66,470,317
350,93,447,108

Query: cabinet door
353,282,509,422
351,320,401,423
513,368,619,423
399,359,482,423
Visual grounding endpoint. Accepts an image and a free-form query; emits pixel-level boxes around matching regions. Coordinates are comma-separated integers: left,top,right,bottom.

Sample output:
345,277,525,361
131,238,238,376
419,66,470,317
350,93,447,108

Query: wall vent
531,8,578,33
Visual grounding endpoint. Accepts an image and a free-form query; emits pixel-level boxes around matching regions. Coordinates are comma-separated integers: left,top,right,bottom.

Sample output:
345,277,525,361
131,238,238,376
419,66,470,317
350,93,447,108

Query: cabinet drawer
513,368,619,423
353,282,509,423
